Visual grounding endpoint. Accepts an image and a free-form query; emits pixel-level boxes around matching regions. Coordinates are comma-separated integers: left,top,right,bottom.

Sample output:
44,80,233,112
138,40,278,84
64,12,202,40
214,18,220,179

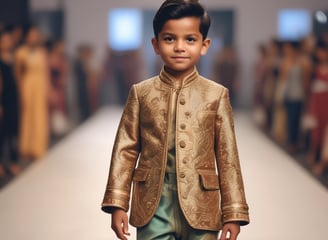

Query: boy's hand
219,222,240,240
111,208,130,240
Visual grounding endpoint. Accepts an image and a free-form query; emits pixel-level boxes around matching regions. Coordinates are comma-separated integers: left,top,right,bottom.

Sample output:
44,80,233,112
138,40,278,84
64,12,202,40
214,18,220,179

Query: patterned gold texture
102,68,250,231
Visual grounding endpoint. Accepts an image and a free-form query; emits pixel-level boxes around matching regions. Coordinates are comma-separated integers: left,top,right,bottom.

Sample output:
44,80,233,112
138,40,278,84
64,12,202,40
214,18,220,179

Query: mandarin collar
159,67,199,88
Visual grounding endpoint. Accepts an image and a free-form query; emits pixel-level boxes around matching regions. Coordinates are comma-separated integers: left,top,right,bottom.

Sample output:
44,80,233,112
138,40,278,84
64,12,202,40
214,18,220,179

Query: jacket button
183,157,188,164
180,99,186,105
180,123,186,130
179,141,186,148
179,173,186,178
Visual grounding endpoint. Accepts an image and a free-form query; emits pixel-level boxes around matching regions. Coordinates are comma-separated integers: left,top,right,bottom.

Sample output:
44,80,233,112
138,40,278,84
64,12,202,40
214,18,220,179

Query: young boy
101,1,250,239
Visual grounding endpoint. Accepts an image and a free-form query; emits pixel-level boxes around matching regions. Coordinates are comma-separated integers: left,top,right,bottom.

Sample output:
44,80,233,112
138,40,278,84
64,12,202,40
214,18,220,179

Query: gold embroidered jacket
101,68,250,231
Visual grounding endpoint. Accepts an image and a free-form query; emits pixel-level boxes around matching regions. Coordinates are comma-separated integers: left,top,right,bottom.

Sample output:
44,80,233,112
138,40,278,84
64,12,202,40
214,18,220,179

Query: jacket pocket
133,167,151,182
198,169,220,191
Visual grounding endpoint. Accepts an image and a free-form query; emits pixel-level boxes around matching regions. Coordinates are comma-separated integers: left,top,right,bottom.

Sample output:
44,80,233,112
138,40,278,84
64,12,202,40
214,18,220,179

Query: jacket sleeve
215,88,250,226
101,85,141,213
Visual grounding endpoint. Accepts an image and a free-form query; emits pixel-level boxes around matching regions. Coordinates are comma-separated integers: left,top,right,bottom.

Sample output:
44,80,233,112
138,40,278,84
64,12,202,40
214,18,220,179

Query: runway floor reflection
0,107,327,240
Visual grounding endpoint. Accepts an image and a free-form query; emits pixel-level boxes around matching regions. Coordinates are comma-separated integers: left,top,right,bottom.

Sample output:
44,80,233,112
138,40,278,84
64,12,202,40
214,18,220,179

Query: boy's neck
164,66,195,83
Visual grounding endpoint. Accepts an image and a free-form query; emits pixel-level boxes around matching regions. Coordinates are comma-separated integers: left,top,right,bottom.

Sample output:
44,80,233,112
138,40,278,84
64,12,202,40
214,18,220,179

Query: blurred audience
73,44,93,122
253,44,267,126
0,29,21,178
280,42,307,152
0,24,75,184
98,47,114,105
266,40,283,141
48,39,70,138
11,25,24,49
0,22,94,184
254,35,328,177
213,46,239,106
105,49,143,105
15,26,50,161
308,40,328,175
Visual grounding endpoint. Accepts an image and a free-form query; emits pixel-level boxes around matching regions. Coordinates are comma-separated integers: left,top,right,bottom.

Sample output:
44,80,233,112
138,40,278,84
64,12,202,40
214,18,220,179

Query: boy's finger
123,216,130,235
229,230,238,240
219,230,227,240
116,227,128,240
112,222,126,240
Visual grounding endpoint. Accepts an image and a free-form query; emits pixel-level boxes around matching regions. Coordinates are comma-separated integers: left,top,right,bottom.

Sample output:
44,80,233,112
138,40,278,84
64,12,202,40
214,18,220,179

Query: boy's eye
186,37,197,43
163,36,175,42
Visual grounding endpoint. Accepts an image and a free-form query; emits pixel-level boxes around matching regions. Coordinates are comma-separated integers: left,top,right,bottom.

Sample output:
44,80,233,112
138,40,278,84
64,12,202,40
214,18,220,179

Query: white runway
0,107,327,240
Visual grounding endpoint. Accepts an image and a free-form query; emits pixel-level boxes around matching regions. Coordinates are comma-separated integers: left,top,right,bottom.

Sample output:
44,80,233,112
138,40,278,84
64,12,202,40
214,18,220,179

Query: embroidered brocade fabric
101,68,250,231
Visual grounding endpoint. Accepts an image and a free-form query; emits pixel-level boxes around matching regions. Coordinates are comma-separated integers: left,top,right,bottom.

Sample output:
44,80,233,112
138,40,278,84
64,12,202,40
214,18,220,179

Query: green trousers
137,173,218,240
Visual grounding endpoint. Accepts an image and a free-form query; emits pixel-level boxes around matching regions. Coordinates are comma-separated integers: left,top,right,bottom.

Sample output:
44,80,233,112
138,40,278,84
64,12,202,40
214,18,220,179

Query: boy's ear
200,38,211,56
151,37,160,55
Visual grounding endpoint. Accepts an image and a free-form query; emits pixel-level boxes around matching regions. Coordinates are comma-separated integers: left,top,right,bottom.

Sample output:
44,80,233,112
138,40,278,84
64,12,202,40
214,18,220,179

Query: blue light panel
108,9,143,51
278,9,312,41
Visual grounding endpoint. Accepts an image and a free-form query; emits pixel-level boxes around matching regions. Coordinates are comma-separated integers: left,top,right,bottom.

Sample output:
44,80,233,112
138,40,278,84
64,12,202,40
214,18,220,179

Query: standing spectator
73,45,92,122
0,30,21,176
323,32,328,46
265,39,281,133
99,47,114,105
308,40,328,175
280,42,306,153
298,36,315,150
87,56,100,114
11,25,24,49
110,50,144,105
15,26,50,160
253,44,267,127
48,39,70,138
0,28,4,179
300,36,315,106
213,46,239,106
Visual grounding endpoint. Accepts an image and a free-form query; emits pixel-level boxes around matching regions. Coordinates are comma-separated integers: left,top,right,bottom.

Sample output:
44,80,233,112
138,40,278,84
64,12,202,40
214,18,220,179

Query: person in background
0,29,21,176
265,39,281,133
300,36,315,104
15,26,50,160
253,43,267,127
308,40,328,175
213,45,239,106
48,39,70,138
322,31,328,46
87,52,100,114
298,36,315,150
280,42,307,153
73,45,92,122
0,28,4,180
99,47,114,105
11,25,24,49
110,49,144,105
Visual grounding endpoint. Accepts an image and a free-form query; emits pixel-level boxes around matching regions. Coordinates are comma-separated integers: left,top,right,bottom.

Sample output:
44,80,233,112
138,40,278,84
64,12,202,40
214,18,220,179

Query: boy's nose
174,40,185,52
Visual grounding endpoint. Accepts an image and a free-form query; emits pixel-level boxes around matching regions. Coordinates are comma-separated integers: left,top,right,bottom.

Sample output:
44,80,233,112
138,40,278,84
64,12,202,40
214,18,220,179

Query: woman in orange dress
15,27,50,160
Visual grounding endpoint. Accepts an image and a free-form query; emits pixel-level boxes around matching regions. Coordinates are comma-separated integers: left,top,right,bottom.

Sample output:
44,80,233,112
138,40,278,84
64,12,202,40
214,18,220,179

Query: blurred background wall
30,0,328,108
0,0,29,26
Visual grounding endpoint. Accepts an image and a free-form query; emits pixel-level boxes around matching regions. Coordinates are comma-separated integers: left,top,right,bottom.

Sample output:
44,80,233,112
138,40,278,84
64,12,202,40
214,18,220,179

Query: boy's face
152,17,210,79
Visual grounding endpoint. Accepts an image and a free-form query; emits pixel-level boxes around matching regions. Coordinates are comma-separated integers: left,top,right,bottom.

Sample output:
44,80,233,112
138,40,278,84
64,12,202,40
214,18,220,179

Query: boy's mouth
171,56,190,60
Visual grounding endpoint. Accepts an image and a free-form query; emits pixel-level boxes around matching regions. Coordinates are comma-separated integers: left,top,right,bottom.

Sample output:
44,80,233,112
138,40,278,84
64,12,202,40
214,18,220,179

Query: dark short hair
153,0,211,39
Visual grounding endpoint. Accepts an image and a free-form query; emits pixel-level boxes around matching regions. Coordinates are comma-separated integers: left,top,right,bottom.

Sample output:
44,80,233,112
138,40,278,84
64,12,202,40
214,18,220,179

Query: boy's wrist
224,221,241,226
112,207,126,213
